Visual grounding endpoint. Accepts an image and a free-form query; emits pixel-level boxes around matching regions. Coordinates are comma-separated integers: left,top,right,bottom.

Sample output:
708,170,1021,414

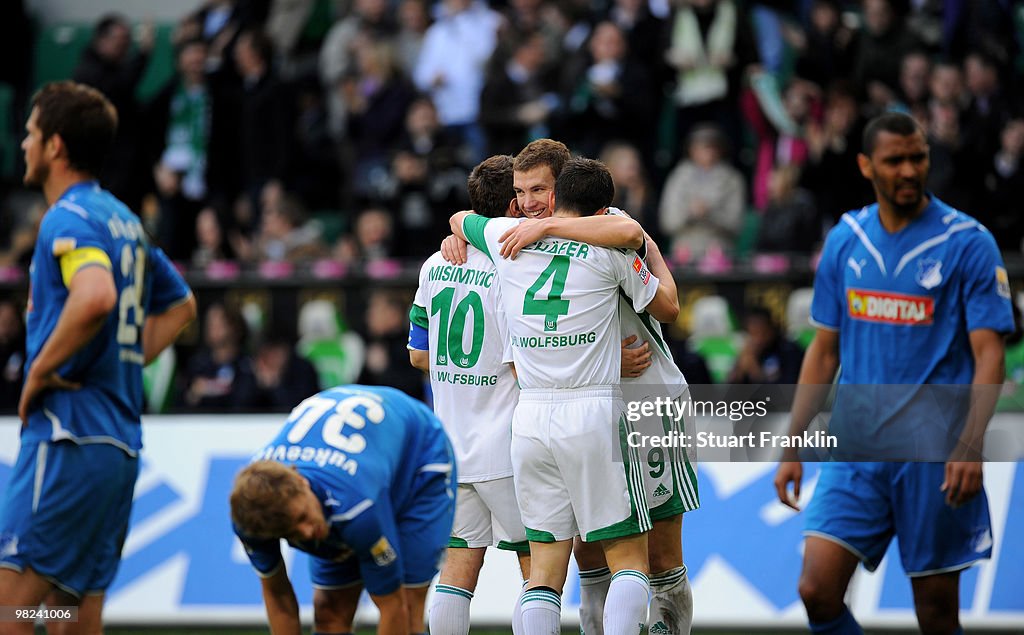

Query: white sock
649,566,692,635
512,579,528,635
429,584,473,635
520,587,561,635
578,566,611,635
603,570,650,635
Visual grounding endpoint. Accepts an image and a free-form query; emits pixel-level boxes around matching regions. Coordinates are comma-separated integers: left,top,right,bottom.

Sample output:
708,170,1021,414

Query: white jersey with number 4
411,248,518,482
462,214,659,389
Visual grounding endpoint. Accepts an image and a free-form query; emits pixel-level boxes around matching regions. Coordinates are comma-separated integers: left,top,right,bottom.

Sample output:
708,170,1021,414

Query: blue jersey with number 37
24,181,190,454
240,385,454,595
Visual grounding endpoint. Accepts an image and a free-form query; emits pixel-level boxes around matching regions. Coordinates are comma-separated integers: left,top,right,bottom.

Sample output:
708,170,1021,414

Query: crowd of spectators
0,0,1022,411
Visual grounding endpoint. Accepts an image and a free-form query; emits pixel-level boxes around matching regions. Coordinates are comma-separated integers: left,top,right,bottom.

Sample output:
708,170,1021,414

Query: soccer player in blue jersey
0,81,196,633
230,384,456,635
774,112,1014,635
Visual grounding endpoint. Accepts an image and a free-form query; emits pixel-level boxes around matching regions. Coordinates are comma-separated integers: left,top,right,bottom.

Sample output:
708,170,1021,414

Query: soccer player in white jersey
452,158,679,635
495,140,698,635
408,155,530,635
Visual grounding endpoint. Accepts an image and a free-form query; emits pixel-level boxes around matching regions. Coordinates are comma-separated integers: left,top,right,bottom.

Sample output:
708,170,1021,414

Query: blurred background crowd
0,0,1022,413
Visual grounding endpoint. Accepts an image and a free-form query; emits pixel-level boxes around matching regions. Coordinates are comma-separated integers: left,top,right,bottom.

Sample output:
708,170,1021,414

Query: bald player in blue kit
775,112,1014,635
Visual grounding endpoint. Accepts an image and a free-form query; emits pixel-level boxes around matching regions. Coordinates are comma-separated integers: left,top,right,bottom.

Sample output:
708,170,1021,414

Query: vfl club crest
916,259,943,290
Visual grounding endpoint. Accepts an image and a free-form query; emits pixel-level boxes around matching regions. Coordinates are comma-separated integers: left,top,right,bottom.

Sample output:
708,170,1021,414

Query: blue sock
809,606,863,635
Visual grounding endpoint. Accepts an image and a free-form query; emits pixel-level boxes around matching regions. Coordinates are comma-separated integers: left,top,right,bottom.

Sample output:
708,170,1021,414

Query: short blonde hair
230,461,305,539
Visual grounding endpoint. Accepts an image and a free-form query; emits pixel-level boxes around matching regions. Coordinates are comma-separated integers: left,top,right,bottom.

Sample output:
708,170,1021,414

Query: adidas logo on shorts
649,620,671,634
653,483,671,499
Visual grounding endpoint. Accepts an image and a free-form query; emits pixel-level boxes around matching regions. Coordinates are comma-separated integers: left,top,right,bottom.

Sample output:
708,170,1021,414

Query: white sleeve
614,249,659,313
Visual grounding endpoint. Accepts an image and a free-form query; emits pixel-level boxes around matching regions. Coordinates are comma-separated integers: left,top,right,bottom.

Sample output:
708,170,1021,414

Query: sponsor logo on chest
847,288,934,325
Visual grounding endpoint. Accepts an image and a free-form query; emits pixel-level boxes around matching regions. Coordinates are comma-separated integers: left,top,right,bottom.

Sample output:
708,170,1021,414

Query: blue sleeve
43,206,108,256
234,526,285,577
339,498,404,596
408,322,429,351
147,246,192,314
809,228,844,331
960,229,1015,334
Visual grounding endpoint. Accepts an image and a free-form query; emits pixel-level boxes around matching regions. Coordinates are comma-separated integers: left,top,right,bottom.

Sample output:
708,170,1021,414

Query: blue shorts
310,434,456,591
805,462,993,576
0,440,139,596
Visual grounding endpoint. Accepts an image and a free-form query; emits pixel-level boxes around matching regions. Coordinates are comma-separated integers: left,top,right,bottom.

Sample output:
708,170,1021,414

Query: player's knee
313,592,352,631
648,547,682,576
914,595,959,634
797,575,843,621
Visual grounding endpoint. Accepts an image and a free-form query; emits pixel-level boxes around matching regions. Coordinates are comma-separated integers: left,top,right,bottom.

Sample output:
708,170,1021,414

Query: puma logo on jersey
847,257,866,279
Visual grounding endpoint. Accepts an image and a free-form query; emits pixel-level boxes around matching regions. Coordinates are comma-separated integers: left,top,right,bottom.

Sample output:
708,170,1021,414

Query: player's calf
601,534,650,635
430,546,485,635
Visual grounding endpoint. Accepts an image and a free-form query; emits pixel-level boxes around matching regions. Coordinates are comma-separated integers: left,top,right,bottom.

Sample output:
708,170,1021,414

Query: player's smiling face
285,480,329,543
860,130,930,217
514,166,556,219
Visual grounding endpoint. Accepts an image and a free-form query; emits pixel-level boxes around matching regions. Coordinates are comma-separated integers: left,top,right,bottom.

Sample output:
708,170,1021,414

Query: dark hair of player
467,155,514,218
862,111,925,156
31,81,118,177
554,157,614,217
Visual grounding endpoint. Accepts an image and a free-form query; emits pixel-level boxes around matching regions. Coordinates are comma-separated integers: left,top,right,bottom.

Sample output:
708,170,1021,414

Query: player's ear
596,207,608,216
509,198,521,218
547,190,555,212
45,132,65,162
856,153,872,180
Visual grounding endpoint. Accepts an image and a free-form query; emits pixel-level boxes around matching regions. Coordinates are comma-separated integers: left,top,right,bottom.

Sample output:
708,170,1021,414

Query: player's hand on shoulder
774,460,803,511
499,218,547,260
440,234,468,265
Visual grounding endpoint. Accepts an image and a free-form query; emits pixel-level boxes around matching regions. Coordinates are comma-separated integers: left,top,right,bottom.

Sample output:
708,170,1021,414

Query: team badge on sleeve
371,536,397,566
632,255,650,285
996,267,1011,299
52,238,77,256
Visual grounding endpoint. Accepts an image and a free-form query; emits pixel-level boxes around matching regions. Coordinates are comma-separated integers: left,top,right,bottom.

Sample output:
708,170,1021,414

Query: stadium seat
689,295,739,383
0,84,14,180
785,287,815,349
297,299,365,388
34,23,92,89
142,346,177,414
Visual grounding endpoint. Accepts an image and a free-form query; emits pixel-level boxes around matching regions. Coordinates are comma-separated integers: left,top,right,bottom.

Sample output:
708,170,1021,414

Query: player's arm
773,327,840,510
143,295,197,365
144,246,197,364
260,566,302,635
450,211,475,243
643,234,678,319
498,215,644,259
941,328,1005,508
408,267,431,371
19,264,117,420
409,348,429,371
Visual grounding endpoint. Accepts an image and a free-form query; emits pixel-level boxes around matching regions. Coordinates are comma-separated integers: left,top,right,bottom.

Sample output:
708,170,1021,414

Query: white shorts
511,386,652,543
449,476,529,551
629,390,700,520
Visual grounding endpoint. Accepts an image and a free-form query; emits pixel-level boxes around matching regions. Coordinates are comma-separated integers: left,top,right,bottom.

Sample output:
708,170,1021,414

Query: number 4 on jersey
524,255,570,332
